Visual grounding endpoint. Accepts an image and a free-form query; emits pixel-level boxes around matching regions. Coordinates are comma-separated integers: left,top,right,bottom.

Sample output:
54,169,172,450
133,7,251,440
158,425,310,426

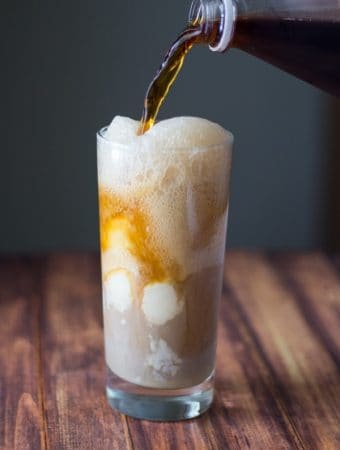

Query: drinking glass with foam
97,116,233,421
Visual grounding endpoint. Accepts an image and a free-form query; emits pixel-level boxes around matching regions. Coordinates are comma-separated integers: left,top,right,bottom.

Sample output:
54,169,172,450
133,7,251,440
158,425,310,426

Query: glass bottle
189,0,340,96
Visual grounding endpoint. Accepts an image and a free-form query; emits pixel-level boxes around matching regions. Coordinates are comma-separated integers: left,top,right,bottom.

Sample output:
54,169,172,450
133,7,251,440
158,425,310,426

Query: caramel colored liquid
138,21,220,135
98,189,181,284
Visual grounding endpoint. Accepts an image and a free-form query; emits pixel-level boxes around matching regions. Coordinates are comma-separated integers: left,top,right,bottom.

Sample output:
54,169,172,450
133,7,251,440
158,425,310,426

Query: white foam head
104,115,230,149
98,116,232,194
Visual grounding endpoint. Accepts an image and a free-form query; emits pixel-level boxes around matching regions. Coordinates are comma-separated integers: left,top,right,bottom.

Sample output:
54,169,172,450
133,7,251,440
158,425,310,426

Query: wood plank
211,294,302,449
39,253,133,450
273,253,340,368
225,252,340,450
0,256,45,450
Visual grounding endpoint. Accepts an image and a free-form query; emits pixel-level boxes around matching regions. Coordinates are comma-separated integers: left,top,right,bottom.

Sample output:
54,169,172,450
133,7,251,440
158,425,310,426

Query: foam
97,116,232,195
104,116,229,149
98,116,232,276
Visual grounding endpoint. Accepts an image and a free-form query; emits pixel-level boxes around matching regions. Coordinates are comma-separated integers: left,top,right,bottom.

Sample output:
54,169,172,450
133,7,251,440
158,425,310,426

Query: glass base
106,368,214,421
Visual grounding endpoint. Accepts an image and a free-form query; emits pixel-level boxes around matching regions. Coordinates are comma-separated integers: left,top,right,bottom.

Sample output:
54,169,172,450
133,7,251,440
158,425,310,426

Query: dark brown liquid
138,21,220,135
232,15,340,97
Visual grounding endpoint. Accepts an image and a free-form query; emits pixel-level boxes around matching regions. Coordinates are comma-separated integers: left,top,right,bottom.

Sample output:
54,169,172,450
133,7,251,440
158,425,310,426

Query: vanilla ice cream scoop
142,283,183,326
104,269,134,313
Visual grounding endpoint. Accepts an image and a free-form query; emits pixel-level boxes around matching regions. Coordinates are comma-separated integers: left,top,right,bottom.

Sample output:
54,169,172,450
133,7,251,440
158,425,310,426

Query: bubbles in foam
98,116,233,276
98,116,231,193
143,116,231,150
104,116,140,145
103,115,230,149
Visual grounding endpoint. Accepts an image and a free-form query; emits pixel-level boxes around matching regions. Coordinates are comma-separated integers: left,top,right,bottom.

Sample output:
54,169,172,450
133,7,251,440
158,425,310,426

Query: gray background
1,0,338,253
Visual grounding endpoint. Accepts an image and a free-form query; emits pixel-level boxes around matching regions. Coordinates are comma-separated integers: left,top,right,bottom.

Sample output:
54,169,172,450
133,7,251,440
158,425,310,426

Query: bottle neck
188,0,237,52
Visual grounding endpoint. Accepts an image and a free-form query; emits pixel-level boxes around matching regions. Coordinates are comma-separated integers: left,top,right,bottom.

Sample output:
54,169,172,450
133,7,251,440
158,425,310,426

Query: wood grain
0,257,45,450
225,252,340,450
1,252,340,449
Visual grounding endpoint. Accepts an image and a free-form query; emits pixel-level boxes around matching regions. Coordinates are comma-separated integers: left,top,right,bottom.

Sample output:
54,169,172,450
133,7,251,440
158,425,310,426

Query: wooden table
1,252,340,450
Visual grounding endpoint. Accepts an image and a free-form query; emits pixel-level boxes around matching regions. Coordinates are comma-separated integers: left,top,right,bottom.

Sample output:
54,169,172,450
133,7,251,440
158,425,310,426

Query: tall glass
97,125,233,421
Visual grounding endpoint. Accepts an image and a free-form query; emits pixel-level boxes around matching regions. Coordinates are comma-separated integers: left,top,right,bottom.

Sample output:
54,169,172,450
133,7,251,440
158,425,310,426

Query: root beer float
98,116,232,390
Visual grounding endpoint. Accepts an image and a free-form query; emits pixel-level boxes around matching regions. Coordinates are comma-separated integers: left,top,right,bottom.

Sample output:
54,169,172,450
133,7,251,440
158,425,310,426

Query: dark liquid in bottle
138,21,220,135
232,15,340,97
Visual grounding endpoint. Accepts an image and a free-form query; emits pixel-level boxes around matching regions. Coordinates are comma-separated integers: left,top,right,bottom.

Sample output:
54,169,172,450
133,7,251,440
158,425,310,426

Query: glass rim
97,125,234,152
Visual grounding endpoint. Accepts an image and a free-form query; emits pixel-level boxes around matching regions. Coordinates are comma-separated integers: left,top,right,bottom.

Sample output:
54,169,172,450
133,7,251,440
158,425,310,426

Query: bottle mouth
211,0,236,52
188,0,223,43
188,0,236,52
